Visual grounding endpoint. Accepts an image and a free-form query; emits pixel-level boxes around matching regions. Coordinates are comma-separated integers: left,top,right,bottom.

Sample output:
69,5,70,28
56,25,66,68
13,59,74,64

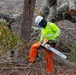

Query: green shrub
0,24,24,55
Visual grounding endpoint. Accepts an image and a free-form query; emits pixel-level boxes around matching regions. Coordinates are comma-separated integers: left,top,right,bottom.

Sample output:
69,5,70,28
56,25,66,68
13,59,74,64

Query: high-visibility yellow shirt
40,22,61,43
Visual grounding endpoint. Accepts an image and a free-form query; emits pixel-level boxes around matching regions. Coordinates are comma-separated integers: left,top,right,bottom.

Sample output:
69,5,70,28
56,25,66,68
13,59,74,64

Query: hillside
0,0,76,75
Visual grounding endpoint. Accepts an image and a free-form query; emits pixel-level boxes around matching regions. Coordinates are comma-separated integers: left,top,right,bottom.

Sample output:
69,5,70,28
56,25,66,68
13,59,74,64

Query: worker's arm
40,33,44,43
51,23,61,42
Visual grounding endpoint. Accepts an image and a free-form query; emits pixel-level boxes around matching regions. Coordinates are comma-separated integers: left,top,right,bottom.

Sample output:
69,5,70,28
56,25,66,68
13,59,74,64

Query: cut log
67,0,76,15
57,0,76,15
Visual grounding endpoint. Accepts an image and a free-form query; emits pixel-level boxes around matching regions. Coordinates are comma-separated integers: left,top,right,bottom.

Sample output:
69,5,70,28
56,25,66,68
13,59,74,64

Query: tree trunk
20,0,36,41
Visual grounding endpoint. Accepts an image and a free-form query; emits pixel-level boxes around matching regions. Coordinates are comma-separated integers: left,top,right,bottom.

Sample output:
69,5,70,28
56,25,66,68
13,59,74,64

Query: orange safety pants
29,42,55,73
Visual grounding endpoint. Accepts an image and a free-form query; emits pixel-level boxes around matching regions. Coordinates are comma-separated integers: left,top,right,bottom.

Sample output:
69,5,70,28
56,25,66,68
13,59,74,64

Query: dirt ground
0,0,76,75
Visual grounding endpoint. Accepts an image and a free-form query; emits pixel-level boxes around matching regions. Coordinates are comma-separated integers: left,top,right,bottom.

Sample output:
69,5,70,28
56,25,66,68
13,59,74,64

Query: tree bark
20,0,36,41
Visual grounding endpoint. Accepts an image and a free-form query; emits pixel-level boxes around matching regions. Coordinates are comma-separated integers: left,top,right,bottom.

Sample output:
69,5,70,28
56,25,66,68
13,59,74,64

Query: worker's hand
40,39,51,49
42,39,49,46
41,39,52,46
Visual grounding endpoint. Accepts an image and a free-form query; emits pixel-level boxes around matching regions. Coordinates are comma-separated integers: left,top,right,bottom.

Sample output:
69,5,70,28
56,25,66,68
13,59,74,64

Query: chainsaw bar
41,44,67,59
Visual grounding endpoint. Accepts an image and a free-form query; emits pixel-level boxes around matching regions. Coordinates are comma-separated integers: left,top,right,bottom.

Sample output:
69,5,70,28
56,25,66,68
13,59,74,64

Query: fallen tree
39,0,76,23
54,0,76,23
57,0,76,15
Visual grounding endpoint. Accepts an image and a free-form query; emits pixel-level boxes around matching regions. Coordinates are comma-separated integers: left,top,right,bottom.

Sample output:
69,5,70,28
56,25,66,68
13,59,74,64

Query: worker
29,16,61,73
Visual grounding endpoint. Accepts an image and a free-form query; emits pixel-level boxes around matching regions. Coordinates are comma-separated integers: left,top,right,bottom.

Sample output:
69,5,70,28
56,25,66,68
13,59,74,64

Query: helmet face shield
39,25,44,28
39,21,43,28
39,19,47,28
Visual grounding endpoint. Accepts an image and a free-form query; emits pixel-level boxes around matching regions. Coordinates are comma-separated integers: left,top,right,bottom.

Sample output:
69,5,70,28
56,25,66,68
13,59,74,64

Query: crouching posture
29,16,61,73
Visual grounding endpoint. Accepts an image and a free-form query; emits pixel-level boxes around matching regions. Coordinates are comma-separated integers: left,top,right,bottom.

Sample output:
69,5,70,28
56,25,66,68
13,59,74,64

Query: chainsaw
40,41,67,59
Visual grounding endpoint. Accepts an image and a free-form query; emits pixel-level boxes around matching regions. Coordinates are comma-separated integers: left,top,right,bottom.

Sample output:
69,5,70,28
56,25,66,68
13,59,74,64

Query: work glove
41,39,51,49
41,39,49,46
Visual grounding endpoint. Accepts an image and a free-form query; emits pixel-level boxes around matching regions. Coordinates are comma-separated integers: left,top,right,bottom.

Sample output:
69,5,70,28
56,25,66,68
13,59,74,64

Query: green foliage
71,45,76,62
0,24,24,55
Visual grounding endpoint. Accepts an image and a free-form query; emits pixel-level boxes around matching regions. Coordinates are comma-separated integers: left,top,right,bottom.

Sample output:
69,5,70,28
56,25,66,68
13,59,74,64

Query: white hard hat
35,16,43,25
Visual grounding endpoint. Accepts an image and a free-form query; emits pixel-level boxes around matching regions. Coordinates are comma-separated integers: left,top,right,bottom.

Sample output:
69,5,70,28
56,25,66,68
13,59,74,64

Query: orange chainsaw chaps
44,48,55,73
29,42,41,62
29,41,56,73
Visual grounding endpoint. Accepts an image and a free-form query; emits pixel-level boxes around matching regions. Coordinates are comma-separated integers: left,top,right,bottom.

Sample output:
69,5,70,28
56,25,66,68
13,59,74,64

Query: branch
57,2,68,12
0,12,21,23
51,11,76,23
67,0,76,15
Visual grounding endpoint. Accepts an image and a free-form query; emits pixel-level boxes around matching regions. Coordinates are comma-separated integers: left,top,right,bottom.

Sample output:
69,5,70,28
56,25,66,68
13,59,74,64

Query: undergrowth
0,19,24,56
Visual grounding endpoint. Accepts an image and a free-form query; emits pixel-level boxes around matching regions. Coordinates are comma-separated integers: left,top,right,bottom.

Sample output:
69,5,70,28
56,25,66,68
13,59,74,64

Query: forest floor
0,0,76,75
